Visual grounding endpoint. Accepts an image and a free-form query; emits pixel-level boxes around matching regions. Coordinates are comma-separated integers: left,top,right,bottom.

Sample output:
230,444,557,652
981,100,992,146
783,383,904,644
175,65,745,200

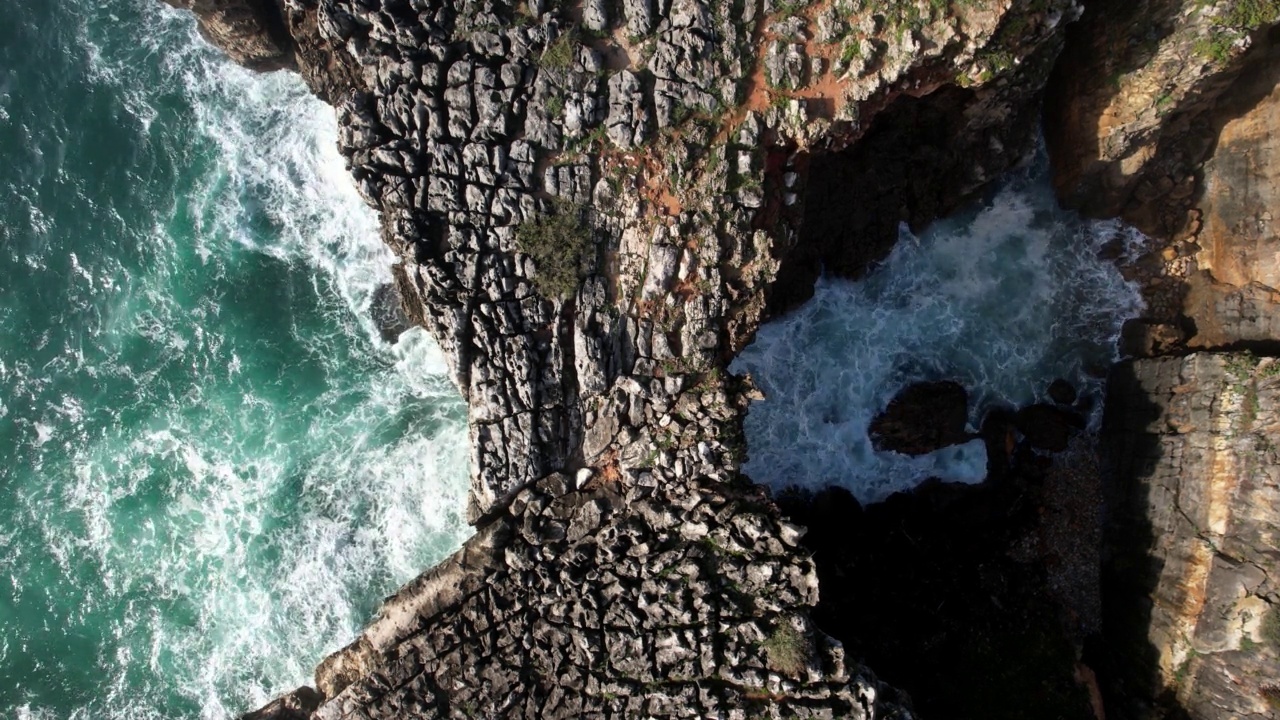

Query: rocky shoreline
163,0,1280,718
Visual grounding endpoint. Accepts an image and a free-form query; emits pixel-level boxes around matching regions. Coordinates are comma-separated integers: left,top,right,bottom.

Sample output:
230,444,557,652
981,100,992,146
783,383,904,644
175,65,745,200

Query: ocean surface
733,158,1147,504
0,2,471,718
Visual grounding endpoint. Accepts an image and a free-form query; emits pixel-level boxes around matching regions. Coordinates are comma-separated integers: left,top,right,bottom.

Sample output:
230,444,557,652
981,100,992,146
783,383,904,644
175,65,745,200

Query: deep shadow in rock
1089,360,1175,720
778,446,1101,720
769,75,1048,316
776,361,1180,720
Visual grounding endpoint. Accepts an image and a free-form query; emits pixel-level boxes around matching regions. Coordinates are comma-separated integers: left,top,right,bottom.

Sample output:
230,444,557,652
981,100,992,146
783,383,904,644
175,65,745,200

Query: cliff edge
160,0,1280,718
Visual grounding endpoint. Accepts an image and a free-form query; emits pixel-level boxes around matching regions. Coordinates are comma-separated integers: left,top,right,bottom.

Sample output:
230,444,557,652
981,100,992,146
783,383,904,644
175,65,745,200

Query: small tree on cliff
515,200,595,300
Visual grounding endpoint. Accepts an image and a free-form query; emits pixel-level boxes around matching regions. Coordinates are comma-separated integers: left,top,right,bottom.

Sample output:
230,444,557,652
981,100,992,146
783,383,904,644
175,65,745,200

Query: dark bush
515,201,595,300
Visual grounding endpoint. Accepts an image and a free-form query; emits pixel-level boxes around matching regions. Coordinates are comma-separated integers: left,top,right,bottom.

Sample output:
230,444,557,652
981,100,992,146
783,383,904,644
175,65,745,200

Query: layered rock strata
154,0,1095,717
1102,353,1280,719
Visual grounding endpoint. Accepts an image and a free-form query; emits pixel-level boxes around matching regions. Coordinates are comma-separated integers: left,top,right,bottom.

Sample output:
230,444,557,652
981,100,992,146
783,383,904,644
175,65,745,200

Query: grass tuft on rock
1195,0,1280,61
515,200,595,300
541,28,577,70
1263,604,1280,648
761,622,810,677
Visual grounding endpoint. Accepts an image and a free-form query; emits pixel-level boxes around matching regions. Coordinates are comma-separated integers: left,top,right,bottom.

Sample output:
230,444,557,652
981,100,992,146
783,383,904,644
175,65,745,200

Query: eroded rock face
1045,1,1280,355
1182,53,1280,349
1102,353,1280,719
1045,0,1273,225
163,0,295,71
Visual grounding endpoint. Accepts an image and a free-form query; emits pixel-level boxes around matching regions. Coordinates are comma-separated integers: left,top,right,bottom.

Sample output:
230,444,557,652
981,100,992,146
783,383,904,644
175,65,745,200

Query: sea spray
732,156,1146,504
0,1,469,718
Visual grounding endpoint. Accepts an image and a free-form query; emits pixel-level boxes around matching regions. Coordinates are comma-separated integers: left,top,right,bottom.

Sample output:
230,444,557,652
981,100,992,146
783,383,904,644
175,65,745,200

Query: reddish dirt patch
643,169,683,216
601,152,683,216
733,0,852,125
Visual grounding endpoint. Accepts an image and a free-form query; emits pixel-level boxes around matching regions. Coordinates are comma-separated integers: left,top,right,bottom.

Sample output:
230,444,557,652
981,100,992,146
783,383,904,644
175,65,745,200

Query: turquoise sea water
0,2,470,718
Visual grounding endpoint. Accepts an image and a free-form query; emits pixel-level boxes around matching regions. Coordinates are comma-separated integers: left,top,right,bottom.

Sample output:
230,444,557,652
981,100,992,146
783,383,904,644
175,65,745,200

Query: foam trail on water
732,158,1146,505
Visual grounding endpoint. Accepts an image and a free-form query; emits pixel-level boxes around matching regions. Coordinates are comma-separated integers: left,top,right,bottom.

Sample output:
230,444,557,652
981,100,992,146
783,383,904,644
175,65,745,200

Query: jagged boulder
369,282,412,343
239,687,322,720
869,381,970,456
162,0,294,71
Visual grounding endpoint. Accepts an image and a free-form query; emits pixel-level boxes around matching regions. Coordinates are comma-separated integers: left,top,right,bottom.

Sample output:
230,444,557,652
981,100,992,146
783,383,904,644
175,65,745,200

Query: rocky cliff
1103,353,1280,719
164,0,1092,718
162,0,1280,718
1045,4,1280,715
1045,0,1280,356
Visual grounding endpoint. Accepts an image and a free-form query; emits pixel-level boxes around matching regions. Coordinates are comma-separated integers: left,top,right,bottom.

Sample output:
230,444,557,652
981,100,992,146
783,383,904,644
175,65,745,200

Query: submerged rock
869,381,970,456
1048,378,1078,406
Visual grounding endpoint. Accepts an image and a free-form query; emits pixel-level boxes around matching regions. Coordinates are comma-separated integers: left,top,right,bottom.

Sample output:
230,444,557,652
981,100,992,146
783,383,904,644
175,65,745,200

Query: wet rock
1013,403,1082,453
869,381,970,455
1047,379,1078,406
239,686,322,720
370,282,413,343
163,0,295,71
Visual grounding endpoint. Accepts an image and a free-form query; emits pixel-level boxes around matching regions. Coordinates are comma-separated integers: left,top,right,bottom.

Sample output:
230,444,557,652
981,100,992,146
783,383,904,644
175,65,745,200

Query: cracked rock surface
1103,353,1280,719
166,0,1087,717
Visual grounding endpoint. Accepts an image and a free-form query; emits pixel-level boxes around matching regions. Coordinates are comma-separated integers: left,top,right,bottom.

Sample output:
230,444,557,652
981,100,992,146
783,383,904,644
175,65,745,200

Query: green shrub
761,622,810,677
515,201,595,299
1194,0,1280,61
1219,0,1280,29
541,29,577,70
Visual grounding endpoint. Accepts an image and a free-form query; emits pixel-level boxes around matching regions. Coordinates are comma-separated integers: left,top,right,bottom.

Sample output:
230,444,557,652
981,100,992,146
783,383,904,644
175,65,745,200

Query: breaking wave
733,157,1146,504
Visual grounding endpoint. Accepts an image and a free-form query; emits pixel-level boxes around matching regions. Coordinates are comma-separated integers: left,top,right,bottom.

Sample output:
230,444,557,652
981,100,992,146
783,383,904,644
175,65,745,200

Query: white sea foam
732,161,1146,505
3,1,471,719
